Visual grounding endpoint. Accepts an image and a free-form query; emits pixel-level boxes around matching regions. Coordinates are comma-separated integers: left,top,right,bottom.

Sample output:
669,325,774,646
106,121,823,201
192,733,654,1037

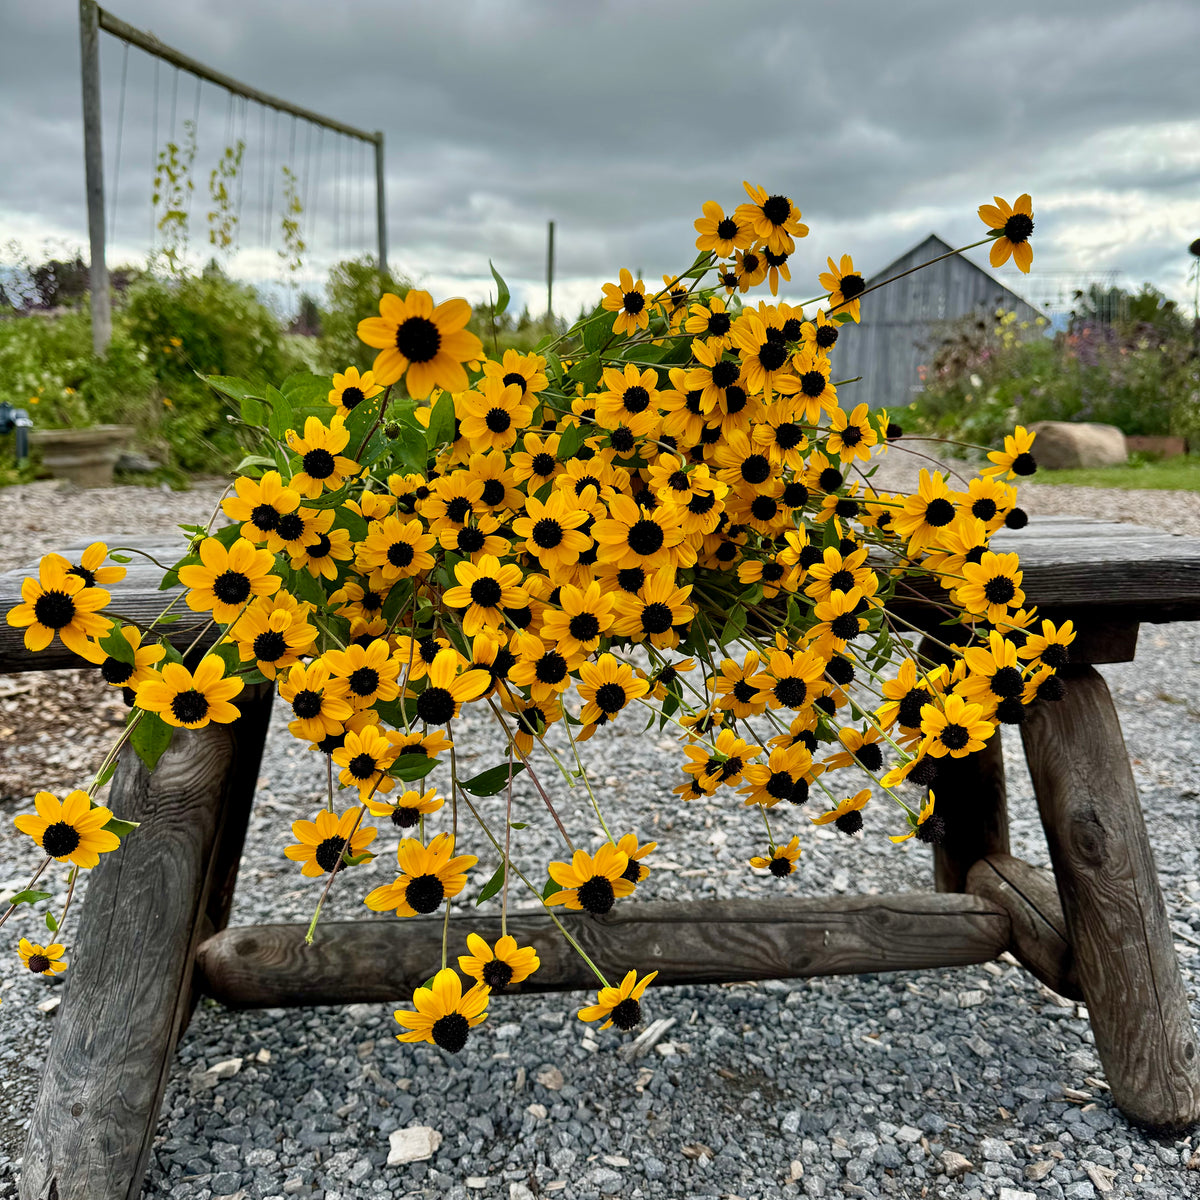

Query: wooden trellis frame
78,0,387,355
3,515,1200,1199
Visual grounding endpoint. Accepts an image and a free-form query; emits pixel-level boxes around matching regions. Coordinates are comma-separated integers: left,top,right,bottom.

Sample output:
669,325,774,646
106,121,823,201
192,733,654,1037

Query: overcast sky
3,0,1199,319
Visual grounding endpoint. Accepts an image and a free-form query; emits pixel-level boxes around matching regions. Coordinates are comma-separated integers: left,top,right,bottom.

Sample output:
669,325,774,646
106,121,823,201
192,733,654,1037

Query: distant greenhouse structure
833,234,1047,412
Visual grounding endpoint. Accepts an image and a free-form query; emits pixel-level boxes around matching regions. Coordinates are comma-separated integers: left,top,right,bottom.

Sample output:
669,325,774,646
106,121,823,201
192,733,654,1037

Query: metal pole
374,131,387,278
546,219,555,320
80,0,111,355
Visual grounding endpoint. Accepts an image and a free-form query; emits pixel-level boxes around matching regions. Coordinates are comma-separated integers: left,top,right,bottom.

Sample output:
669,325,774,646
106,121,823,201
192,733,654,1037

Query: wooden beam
195,893,1013,1009
1021,666,1200,1133
374,132,387,277
19,686,274,1200
965,853,1082,1000
94,6,377,143
79,0,111,355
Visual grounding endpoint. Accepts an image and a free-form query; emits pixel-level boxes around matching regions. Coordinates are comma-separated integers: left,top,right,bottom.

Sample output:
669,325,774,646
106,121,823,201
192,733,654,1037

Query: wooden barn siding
833,235,1044,411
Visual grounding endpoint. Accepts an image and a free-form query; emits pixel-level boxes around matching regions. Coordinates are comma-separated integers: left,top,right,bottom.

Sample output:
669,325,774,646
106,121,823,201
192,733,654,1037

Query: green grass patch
1031,455,1200,492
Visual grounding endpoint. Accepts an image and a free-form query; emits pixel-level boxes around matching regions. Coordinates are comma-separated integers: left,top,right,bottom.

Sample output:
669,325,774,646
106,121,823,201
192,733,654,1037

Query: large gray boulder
1027,421,1127,469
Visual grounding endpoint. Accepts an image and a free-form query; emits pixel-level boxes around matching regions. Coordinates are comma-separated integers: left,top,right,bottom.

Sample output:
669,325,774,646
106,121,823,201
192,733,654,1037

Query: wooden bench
4,515,1200,1200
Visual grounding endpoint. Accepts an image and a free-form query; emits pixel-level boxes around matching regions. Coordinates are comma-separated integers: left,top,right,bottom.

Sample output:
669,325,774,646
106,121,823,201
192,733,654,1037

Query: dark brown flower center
171,689,210,725
395,315,441,363
315,836,347,872
34,591,76,630
42,820,81,858
212,570,252,605
577,875,616,915
431,1011,470,1052
406,873,445,913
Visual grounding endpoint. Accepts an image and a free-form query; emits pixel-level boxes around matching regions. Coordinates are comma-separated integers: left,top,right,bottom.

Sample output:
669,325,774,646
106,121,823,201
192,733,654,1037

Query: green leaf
381,578,413,622
6,889,51,908
719,605,746,646
391,755,440,782
282,373,334,407
582,311,615,353
234,454,276,474
556,421,588,461
240,396,266,426
94,759,118,789
333,507,368,544
488,260,511,316
419,973,438,991
542,876,559,900
476,863,506,905
110,552,131,564
567,354,603,394
200,374,263,404
98,622,136,665
288,565,327,607
509,821,528,830
131,711,173,773
45,911,58,932
101,816,140,838
460,762,526,796
426,390,456,450
394,426,430,477
344,851,374,866
267,385,293,440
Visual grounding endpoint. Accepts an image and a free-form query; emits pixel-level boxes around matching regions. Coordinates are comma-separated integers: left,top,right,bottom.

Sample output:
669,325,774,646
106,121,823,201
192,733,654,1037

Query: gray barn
831,233,1046,412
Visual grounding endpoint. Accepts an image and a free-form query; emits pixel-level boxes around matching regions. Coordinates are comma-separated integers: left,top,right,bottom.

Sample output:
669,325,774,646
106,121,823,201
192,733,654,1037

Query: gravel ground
1,470,1198,1200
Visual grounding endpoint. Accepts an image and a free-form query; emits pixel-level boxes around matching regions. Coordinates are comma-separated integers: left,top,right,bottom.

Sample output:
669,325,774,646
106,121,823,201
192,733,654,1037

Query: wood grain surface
19,685,273,1200
195,893,1013,1009
966,853,1082,1000
1021,666,1200,1133
5,519,1199,671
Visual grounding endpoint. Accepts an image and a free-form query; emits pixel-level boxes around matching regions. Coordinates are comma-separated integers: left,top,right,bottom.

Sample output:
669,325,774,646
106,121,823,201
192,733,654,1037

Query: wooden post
79,0,112,356
1022,666,1200,1132
918,636,1010,891
546,219,555,319
19,686,273,1200
374,132,387,278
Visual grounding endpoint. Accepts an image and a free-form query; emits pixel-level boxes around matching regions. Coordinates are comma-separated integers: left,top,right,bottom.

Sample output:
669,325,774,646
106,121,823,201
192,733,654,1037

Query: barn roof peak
866,232,1041,314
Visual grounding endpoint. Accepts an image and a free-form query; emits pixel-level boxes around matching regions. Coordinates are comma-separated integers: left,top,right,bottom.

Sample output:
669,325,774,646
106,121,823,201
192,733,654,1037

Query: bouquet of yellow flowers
5,184,1063,1052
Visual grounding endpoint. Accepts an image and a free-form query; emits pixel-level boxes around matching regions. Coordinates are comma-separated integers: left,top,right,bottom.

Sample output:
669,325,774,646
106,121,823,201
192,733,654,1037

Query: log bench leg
919,636,1010,892
19,684,273,1200
1021,665,1200,1133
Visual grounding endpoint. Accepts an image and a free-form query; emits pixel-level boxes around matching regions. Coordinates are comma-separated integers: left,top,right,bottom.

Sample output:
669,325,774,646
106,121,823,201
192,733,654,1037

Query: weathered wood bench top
3,516,1198,673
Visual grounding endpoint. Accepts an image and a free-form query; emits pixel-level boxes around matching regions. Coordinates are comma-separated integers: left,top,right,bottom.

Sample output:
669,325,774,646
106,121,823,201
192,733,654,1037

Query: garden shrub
908,287,1199,447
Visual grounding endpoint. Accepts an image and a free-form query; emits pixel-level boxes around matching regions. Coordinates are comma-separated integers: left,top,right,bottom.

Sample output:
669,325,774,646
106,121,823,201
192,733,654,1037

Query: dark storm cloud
2,0,1198,313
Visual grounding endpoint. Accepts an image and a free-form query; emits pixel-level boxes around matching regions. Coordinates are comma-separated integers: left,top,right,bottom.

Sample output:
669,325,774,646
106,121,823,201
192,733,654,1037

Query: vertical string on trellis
234,96,248,256
265,108,280,254
332,135,341,263
181,73,201,238
148,56,159,250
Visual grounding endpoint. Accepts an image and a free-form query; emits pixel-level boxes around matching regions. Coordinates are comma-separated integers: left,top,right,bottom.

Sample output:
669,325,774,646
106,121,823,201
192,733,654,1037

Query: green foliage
207,140,245,255
906,292,1200,447
278,165,306,276
151,120,198,277
0,264,308,474
316,255,410,373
